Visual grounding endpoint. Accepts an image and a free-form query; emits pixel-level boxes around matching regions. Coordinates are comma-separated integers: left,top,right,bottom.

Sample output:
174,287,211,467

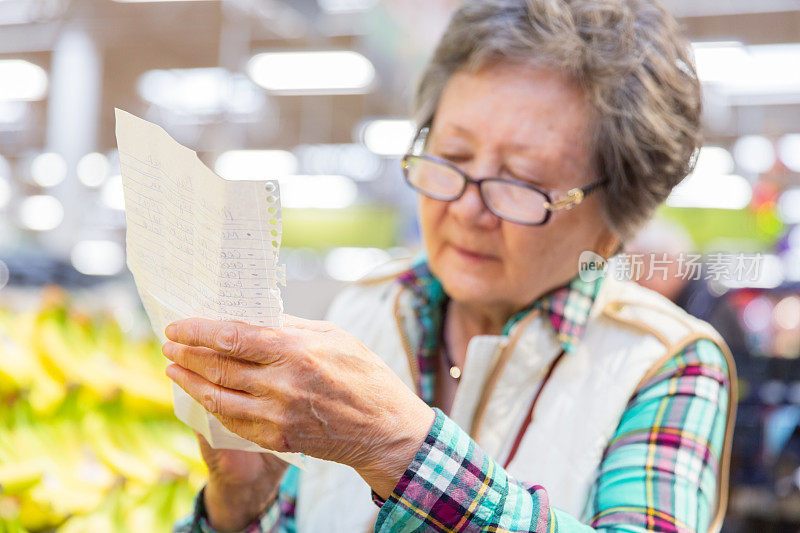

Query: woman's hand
162,315,435,498
197,434,288,532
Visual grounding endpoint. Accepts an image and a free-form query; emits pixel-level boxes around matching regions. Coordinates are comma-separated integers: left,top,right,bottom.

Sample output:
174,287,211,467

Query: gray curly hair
413,0,702,241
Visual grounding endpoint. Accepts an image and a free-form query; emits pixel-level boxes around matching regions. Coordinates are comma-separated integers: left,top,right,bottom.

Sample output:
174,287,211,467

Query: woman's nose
447,180,498,227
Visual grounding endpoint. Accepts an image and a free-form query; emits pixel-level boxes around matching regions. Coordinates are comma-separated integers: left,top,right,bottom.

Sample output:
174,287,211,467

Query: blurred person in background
162,0,736,531
627,218,750,367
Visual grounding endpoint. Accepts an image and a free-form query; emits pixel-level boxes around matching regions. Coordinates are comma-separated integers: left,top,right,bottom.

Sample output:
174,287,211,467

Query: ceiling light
694,146,734,175
71,240,125,276
215,150,298,180
778,188,800,224
692,42,800,98
667,173,752,209
102,174,125,210
778,134,800,173
0,177,10,210
30,152,67,188
294,143,381,181
247,51,375,95
138,68,265,116
279,175,357,209
114,0,211,3
0,101,28,124
19,195,64,231
77,152,109,187
317,0,379,13
733,135,775,174
359,119,415,156
692,42,748,85
0,60,47,101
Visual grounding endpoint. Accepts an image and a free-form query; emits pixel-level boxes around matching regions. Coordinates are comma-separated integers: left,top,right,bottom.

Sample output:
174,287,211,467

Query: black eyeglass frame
400,125,607,226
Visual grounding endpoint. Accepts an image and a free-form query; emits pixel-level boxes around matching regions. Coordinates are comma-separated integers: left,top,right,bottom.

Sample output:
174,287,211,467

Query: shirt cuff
174,485,280,533
375,408,507,531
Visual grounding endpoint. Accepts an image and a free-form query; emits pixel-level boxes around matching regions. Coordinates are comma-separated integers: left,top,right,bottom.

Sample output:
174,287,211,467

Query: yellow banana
33,322,119,400
84,416,160,486
16,494,65,532
0,299,213,531
0,460,44,495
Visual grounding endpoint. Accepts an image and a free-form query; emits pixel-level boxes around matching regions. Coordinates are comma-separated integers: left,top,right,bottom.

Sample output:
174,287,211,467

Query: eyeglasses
401,152,607,226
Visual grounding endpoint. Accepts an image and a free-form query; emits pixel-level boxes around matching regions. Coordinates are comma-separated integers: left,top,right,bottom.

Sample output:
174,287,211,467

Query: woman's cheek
419,198,445,248
502,227,553,290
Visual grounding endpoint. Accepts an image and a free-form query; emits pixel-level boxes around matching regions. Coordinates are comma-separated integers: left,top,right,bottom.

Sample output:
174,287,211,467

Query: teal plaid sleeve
375,338,730,533
173,466,299,533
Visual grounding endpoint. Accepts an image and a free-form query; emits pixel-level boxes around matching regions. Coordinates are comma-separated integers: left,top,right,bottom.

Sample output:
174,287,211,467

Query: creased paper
115,108,300,466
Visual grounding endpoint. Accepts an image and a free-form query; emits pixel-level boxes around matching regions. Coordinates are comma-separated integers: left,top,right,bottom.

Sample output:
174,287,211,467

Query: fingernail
165,323,177,339
162,342,175,359
165,364,178,380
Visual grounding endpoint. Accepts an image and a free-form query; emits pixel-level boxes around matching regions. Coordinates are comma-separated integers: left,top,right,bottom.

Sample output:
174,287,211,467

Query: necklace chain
441,343,462,380
441,303,461,380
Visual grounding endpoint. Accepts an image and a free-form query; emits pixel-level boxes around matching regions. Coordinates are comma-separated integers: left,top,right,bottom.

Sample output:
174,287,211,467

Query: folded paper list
114,109,300,466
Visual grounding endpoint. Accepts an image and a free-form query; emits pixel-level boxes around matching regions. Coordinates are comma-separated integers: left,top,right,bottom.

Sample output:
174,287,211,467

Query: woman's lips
450,243,496,263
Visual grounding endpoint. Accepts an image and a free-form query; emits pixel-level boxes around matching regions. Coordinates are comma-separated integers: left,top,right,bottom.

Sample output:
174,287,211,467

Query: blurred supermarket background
1,0,800,531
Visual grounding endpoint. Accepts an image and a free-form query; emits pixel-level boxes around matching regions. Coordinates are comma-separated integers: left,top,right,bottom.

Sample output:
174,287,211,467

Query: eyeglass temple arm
544,179,607,212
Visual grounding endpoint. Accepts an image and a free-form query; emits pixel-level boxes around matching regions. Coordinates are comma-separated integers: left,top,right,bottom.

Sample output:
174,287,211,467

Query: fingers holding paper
161,343,263,394
164,364,261,421
162,315,436,498
164,318,285,364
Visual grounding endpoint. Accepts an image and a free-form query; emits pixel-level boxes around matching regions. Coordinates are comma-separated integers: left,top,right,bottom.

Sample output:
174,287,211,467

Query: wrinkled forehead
428,64,596,177
435,64,591,140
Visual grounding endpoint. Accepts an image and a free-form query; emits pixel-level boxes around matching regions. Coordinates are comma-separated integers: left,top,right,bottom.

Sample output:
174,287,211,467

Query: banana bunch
0,293,206,532
31,307,173,415
0,310,66,415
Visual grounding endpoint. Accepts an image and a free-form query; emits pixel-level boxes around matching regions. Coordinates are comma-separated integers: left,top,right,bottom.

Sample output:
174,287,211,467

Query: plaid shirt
175,259,730,533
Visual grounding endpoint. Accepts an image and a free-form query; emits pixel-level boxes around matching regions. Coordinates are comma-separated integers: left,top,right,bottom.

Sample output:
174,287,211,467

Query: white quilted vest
294,268,736,533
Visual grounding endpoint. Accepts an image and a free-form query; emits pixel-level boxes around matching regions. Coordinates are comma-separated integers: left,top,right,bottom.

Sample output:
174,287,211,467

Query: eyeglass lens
403,155,549,224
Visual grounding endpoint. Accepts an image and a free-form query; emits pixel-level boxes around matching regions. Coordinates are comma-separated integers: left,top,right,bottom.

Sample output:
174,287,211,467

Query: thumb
196,432,215,456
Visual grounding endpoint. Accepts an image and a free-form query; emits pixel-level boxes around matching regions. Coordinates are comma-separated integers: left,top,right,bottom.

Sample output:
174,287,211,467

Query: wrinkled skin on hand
163,315,435,498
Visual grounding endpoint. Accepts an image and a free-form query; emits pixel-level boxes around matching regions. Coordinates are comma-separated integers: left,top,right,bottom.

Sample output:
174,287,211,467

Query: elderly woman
167,0,735,531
